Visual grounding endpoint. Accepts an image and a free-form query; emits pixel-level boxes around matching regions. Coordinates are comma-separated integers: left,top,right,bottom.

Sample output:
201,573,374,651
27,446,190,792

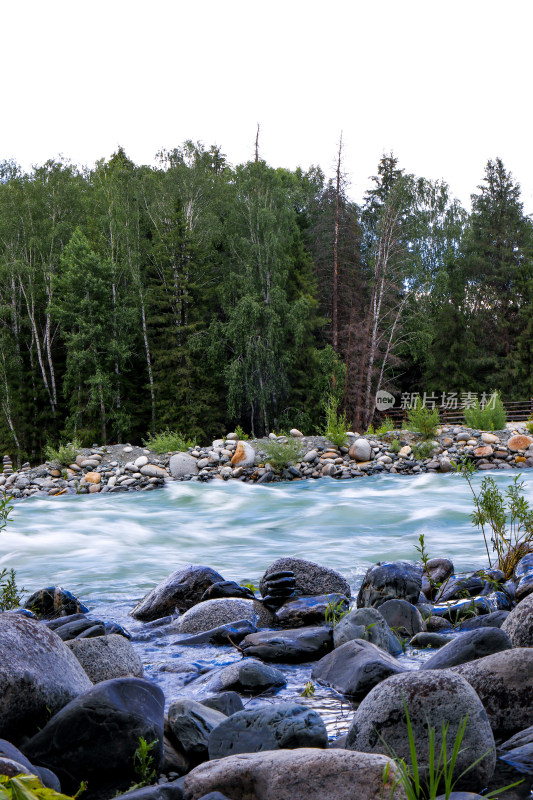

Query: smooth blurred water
3,471,533,604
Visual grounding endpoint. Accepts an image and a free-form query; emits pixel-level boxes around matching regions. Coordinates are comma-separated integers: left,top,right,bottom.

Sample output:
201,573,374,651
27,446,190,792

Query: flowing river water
2,472,533,795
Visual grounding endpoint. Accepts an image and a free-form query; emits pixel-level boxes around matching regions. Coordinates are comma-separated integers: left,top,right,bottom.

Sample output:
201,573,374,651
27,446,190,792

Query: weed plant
406,398,439,441
44,437,82,466
130,738,157,790
322,394,347,448
142,429,193,454
234,424,249,440
0,568,23,611
263,438,302,469
376,417,395,438
389,439,401,455
411,442,436,461
464,391,506,431
324,595,349,627
0,773,82,800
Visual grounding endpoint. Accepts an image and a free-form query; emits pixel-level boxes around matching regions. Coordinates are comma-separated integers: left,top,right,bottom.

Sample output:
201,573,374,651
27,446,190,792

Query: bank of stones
3,424,533,499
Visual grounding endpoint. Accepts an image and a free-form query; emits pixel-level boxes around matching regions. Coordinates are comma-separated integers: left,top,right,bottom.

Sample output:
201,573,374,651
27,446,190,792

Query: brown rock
481,433,499,444
474,446,493,457
516,456,526,463
231,441,256,468
84,472,101,484
508,435,533,452
183,748,407,800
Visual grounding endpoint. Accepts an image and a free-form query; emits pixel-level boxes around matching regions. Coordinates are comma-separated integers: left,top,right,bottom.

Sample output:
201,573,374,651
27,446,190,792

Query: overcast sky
3,0,533,212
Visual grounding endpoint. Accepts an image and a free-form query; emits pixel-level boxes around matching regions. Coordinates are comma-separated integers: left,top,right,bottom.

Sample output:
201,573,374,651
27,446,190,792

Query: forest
0,141,532,462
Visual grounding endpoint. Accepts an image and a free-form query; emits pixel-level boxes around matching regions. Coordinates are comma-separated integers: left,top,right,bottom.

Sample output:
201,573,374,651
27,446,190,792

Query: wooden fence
386,398,533,426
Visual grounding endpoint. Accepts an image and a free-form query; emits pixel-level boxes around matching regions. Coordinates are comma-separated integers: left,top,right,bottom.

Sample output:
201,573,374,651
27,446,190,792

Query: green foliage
406,398,439,440
458,460,533,578
142,429,193,454
322,393,347,448
463,392,506,431
234,425,249,441
526,418,533,435
381,704,519,799
0,490,13,534
262,438,302,470
411,442,436,460
130,737,157,790
366,424,375,435
0,568,23,611
240,580,256,593
0,773,79,800
324,596,348,628
389,438,401,454
44,438,82,466
300,681,315,698
375,417,394,438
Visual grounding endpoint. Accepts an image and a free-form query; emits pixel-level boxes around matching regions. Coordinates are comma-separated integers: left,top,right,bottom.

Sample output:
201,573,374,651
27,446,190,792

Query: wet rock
54,617,106,640
311,639,405,699
0,614,92,743
167,699,226,760
410,632,453,648
259,557,351,599
23,677,165,795
118,778,185,800
178,619,257,647
241,627,333,663
177,598,263,634
499,724,533,753
169,453,198,478
200,692,244,717
130,565,225,621
421,557,454,599
514,552,533,603
183,748,405,800
378,599,426,638
66,634,144,682
420,627,512,670
426,615,453,632
0,739,60,789
260,571,297,608
332,606,391,652
453,648,533,738
205,659,286,695
200,581,255,602
455,610,510,631
346,670,495,791
273,594,349,628
498,741,533,773
435,573,486,603
23,587,89,619
208,703,328,760
431,591,512,622
502,593,533,646
357,561,423,609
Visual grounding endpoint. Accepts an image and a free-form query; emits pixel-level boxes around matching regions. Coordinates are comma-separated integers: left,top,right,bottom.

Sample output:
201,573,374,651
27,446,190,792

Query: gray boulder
177,598,271,633
207,703,328,760
455,610,509,631
205,659,286,695
378,599,426,637
167,699,226,759
200,693,243,717
410,632,453,649
0,613,92,743
346,670,495,792
259,558,351,599
131,565,225,621
348,438,372,462
332,606,391,651
426,615,453,632
453,648,533,738
0,740,60,790
183,748,406,800
311,639,405,698
23,677,165,795
241,627,332,663
169,453,198,478
502,593,533,646
420,628,512,670
273,594,349,628
357,561,423,608
66,633,143,682
514,552,533,603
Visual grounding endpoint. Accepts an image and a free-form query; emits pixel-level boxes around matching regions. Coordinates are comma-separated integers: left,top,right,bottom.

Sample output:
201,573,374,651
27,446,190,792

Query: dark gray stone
23,587,89,619
356,561,422,609
241,627,332,663
498,742,533,773
200,581,254,602
259,558,351,599
131,565,225,621
409,632,453,649
499,724,533,753
332,607,391,651
346,670,495,791
178,619,257,647
455,610,509,631
378,599,426,637
426,615,453,632
119,777,185,800
200,693,244,717
502,593,533,646
205,659,286,695
23,677,165,795
167,699,226,759
273,594,349,628
515,553,533,603
311,639,405,698
420,627,512,670
207,703,328,760
421,558,454,600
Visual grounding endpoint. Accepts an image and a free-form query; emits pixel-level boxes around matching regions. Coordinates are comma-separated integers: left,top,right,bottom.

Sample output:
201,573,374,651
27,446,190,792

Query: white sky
2,0,533,212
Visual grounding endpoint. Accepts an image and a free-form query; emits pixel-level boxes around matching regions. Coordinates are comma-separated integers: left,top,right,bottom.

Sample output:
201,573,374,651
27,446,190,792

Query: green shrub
411,441,437,460
406,398,439,440
389,438,401,454
526,418,533,435
321,394,347,448
143,429,194,454
0,773,81,800
263,438,302,470
464,391,506,431
0,568,23,611
376,417,394,438
366,423,375,435
44,437,82,466
233,424,249,441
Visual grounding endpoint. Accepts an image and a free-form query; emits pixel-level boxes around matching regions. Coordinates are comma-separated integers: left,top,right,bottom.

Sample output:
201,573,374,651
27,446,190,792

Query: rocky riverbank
3,424,533,499
2,550,533,799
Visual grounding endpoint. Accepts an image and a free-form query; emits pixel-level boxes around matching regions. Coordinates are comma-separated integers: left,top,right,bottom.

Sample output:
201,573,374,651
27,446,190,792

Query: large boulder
177,598,271,633
357,562,422,608
273,594,349,628
241,627,332,663
346,670,495,792
453,648,533,738
66,633,144,683
169,453,198,479
508,434,533,451
259,558,351,599
207,703,328,760
311,639,405,698
420,628,512,670
0,613,92,743
201,692,244,717
167,699,226,761
348,438,372,462
502,592,533,646
23,677,165,795
231,441,256,469
378,599,426,638
205,659,286,695
23,586,89,619
130,565,225,621
183,748,406,800
332,607,391,651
